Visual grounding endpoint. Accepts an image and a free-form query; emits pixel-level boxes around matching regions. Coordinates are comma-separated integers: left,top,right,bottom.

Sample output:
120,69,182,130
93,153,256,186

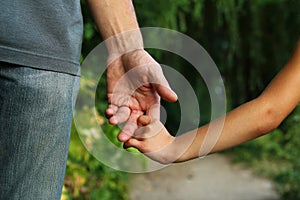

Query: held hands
106,49,177,142
124,115,176,164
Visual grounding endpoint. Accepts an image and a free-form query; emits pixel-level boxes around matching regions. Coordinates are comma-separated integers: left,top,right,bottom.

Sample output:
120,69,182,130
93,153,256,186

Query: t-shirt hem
0,46,81,76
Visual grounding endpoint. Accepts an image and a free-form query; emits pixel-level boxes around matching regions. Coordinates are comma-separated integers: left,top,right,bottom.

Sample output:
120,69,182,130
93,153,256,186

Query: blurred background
62,0,300,199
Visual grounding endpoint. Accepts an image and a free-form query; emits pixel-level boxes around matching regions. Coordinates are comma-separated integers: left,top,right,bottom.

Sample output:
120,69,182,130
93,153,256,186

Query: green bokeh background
63,1,300,199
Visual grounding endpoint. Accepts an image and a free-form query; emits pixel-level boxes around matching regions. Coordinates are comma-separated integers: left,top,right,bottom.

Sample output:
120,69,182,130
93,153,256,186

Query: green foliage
81,0,102,58
66,0,300,199
63,125,128,200
134,0,300,198
134,0,204,32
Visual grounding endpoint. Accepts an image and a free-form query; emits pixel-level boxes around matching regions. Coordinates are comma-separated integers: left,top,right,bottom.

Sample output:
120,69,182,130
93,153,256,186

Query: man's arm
86,0,177,142
86,0,142,56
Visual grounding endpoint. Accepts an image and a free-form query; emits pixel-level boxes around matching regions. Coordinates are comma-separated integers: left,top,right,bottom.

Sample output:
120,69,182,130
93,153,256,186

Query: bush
62,125,129,200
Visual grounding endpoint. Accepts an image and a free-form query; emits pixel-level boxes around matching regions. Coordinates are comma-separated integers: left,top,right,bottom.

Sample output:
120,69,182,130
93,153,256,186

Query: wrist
106,29,144,64
171,132,199,163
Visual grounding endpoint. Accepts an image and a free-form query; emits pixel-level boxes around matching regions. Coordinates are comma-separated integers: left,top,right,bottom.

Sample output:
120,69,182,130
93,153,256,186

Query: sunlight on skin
124,39,300,164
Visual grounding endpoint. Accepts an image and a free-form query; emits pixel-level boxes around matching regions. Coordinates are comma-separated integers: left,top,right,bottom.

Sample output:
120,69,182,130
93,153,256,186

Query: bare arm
86,0,177,142
86,0,142,51
195,38,300,156
125,39,300,164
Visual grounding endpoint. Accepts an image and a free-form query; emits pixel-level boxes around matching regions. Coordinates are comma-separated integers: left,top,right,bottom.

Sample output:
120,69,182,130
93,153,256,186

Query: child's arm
124,39,300,164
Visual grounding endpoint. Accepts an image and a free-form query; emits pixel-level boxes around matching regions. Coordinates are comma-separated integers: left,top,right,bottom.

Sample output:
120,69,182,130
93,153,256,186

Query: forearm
174,39,300,163
86,0,143,56
174,98,269,162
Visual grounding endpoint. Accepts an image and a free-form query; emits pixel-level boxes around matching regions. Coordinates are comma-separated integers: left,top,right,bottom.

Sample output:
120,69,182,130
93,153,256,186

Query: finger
134,119,165,139
118,123,137,142
153,83,178,102
147,103,160,121
118,110,143,142
148,65,177,102
123,138,141,149
137,115,151,126
123,141,131,149
133,126,151,139
105,104,118,118
109,106,130,124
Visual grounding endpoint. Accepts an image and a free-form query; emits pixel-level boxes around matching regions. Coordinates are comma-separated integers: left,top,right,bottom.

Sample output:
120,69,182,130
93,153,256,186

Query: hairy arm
86,0,177,142
86,0,141,47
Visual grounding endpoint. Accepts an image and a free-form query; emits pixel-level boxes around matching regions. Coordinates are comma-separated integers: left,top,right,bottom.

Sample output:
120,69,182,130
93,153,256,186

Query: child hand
123,115,175,164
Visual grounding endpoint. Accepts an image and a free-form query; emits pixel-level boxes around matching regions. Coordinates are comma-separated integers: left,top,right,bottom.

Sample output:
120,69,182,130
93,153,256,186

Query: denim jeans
0,62,80,200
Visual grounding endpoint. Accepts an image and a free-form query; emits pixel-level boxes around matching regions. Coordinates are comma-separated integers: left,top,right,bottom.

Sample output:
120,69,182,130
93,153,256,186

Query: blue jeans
0,62,80,200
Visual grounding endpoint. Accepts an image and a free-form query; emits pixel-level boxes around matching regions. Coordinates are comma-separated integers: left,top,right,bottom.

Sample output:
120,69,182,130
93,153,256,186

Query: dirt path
129,154,279,200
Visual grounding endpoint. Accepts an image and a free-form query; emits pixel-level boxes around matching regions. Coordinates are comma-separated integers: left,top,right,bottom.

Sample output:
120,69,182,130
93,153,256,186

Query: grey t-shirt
0,0,83,76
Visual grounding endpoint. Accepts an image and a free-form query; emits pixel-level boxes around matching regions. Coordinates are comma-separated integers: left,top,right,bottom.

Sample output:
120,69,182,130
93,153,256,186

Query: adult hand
106,49,177,142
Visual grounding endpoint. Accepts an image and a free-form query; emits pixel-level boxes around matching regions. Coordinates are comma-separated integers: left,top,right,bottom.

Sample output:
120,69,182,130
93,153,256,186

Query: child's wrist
171,134,196,163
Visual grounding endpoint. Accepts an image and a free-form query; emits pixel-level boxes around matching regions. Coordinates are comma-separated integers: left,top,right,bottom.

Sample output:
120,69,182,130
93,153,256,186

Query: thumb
147,64,178,102
153,83,178,102
137,115,151,126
